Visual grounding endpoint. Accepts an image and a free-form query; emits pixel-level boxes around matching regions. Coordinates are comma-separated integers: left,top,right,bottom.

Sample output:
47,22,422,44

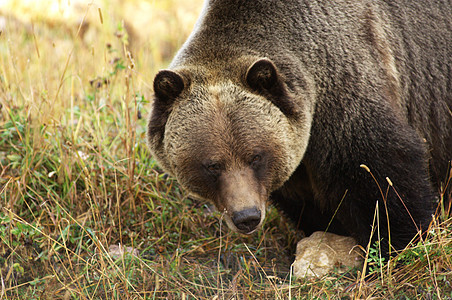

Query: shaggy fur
148,0,451,256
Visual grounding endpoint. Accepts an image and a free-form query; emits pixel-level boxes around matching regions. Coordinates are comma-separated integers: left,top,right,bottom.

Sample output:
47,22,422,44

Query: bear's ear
246,58,278,91
245,58,299,118
148,70,187,149
153,70,185,104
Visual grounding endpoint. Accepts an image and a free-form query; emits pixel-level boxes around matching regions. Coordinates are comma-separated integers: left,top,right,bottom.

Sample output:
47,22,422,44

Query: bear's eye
250,154,262,166
205,163,222,174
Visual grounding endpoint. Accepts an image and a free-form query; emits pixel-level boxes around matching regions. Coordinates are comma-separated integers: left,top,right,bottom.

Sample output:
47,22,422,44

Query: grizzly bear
147,0,451,256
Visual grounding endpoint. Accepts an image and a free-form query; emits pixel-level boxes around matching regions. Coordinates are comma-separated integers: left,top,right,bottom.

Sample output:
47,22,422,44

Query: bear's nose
231,207,261,233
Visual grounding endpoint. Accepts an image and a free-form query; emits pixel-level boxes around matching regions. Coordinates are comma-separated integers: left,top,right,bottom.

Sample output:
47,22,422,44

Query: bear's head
147,58,314,234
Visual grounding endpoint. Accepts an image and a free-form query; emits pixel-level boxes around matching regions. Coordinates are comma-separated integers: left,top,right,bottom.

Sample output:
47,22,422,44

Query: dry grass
0,1,451,299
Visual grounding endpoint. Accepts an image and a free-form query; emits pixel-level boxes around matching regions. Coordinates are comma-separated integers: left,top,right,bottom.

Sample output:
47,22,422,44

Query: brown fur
148,0,451,255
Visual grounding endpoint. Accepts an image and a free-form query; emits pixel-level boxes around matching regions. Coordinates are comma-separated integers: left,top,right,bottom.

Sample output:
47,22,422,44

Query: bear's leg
271,164,348,237
306,105,436,257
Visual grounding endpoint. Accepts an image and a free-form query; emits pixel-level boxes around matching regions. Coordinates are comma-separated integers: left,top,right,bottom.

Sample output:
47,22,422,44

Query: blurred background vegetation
0,0,451,299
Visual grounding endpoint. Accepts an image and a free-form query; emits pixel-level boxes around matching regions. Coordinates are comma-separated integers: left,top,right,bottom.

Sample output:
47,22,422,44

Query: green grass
1,1,451,299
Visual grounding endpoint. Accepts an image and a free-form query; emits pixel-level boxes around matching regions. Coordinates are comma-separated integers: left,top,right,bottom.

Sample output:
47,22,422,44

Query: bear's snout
231,207,261,234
